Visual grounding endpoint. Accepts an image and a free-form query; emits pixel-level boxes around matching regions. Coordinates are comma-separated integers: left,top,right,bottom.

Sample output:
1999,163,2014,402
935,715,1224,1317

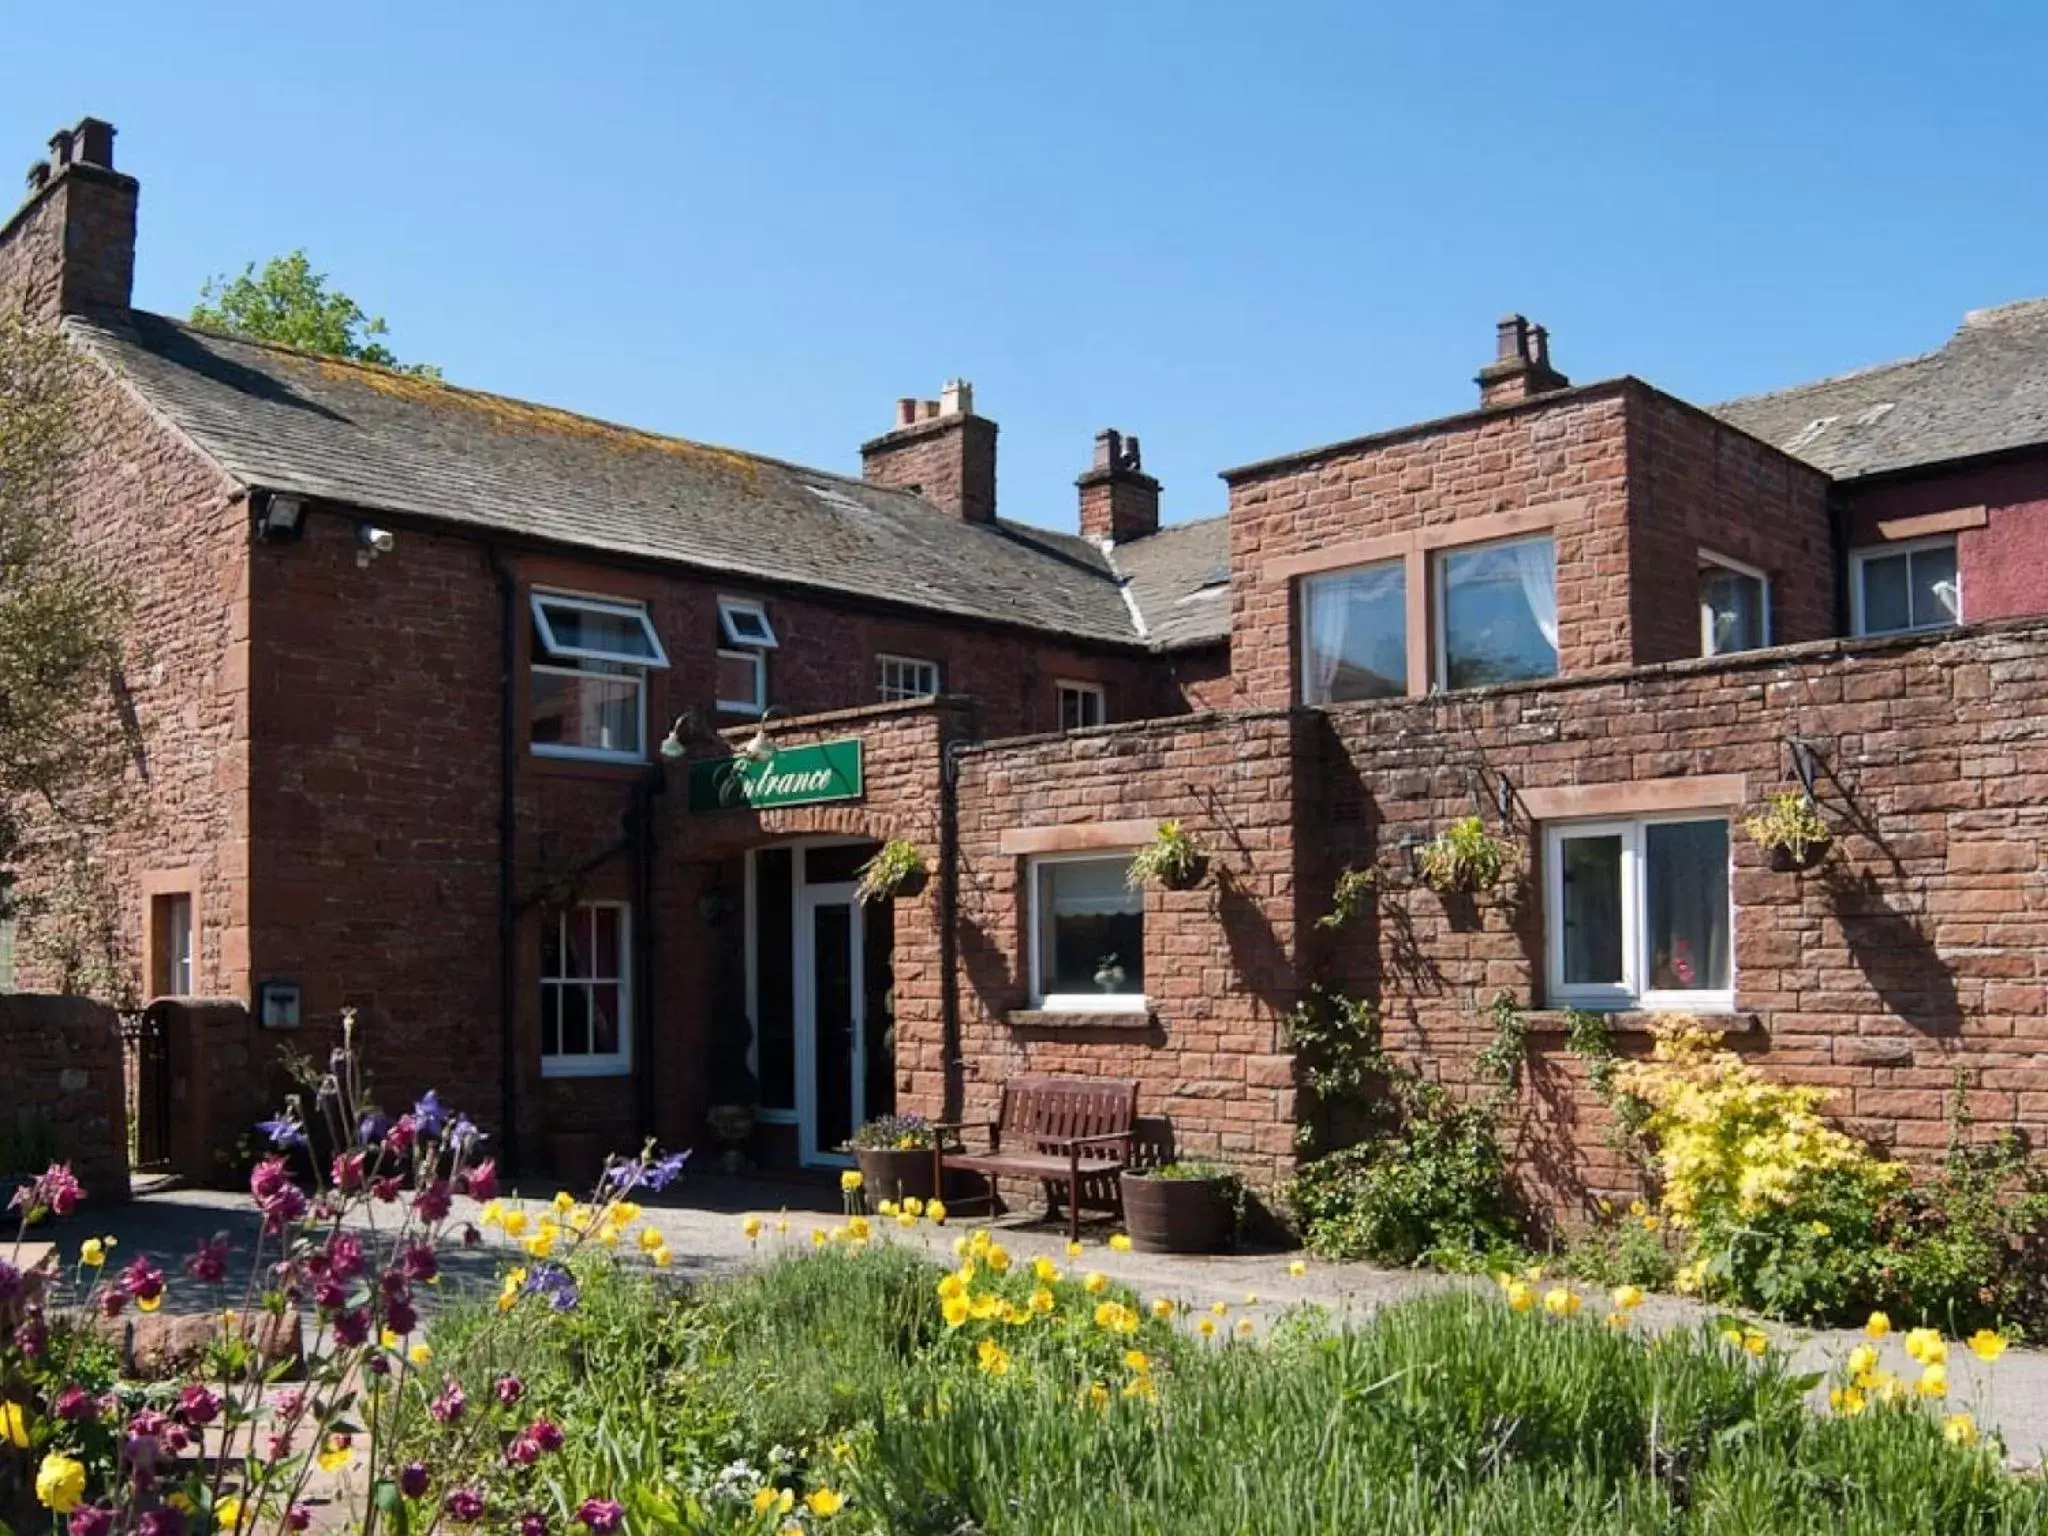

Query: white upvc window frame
530,590,667,764
539,900,633,1079
1848,535,1962,637
1432,531,1559,691
1026,850,1149,1014
877,654,941,702
715,595,776,716
1698,550,1771,657
1543,814,1736,1014
1055,680,1108,731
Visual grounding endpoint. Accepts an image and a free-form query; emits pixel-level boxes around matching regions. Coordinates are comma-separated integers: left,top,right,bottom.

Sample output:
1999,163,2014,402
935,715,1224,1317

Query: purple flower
68,1506,113,1536
55,1384,99,1421
411,1092,448,1139
0,1260,21,1303
504,1435,539,1467
494,1375,524,1407
522,1265,579,1312
448,1116,484,1155
332,1308,370,1348
445,1489,485,1523
286,1506,310,1532
119,1257,165,1305
128,1408,171,1439
642,1150,689,1191
517,1514,548,1536
325,1232,366,1282
136,1510,184,1536
176,1385,220,1426
386,1296,418,1337
313,1276,347,1311
430,1382,467,1425
371,1176,403,1203
529,1419,564,1454
185,1235,230,1285
575,1499,624,1535
399,1463,431,1499
255,1114,306,1151
358,1111,392,1147
399,1241,438,1283
413,1180,452,1223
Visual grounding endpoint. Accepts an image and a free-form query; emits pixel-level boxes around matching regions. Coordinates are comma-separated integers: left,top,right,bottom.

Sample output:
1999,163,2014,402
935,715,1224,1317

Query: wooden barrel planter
854,1146,937,1204
1122,1169,1236,1254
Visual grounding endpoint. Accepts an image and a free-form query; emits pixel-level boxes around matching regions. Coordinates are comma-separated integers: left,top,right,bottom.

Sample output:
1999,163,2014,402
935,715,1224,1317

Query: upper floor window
1436,535,1557,689
541,902,631,1077
1056,681,1107,731
877,654,941,702
1851,537,1959,637
1029,854,1145,1011
150,892,194,997
1544,816,1733,1012
531,592,668,761
716,596,778,716
1700,552,1770,656
1300,560,1406,704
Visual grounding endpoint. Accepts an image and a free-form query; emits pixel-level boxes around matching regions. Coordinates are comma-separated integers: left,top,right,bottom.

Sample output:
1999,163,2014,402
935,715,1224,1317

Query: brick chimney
1476,314,1569,408
859,379,998,525
1076,429,1160,545
0,117,138,326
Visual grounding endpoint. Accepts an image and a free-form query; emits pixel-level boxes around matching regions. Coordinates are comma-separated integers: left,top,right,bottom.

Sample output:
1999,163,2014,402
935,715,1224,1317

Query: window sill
529,754,650,782
1007,1008,1158,1032
540,1059,633,1080
1523,1010,1762,1039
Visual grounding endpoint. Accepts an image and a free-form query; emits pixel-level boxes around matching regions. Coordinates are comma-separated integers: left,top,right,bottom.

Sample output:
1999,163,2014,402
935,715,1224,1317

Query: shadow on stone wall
0,994,129,1202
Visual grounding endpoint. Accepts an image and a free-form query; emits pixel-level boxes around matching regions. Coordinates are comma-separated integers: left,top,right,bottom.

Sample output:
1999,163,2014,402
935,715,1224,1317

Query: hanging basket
1767,840,1830,874
1159,855,1210,892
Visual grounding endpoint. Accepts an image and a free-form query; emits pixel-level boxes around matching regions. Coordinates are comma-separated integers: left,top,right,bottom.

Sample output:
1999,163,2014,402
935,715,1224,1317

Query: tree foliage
0,318,134,941
191,250,439,376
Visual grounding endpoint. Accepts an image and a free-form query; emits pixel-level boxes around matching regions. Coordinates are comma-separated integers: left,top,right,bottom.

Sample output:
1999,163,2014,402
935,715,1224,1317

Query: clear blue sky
7,2,2040,530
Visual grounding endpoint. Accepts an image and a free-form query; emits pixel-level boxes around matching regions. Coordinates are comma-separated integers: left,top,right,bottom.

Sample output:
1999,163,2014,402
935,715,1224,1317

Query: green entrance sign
687,737,864,814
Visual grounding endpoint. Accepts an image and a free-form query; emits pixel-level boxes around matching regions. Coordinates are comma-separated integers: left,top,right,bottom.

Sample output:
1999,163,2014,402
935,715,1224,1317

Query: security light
256,492,304,542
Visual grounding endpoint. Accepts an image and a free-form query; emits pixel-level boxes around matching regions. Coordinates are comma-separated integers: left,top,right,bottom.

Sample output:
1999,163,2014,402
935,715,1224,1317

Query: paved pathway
39,1175,2048,1466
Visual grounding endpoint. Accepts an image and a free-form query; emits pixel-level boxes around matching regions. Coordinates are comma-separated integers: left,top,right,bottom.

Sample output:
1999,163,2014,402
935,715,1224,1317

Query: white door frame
792,842,866,1167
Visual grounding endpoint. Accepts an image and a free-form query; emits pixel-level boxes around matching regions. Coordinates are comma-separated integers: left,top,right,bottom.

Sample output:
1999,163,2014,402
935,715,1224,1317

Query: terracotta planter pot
854,1146,936,1205
1123,1173,1235,1254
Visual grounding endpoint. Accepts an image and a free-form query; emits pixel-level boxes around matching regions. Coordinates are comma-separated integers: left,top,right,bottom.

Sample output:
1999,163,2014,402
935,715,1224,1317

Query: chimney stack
1076,428,1160,545
861,379,998,525
1,116,138,325
1476,314,1570,408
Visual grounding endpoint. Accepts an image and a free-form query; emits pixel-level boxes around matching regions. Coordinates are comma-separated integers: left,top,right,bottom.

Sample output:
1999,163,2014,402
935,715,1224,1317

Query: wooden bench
932,1076,1138,1241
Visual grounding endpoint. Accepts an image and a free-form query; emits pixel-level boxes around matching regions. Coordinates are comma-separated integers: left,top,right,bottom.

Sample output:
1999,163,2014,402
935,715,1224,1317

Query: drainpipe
490,550,521,1170
940,734,971,1121
631,768,663,1140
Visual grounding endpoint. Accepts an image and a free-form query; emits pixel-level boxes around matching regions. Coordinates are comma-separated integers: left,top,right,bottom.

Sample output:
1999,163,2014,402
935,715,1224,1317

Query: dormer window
530,592,668,761
716,596,778,715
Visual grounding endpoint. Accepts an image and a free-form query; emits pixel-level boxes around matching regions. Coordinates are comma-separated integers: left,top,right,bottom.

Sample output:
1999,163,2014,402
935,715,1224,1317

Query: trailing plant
1562,1007,1653,1165
1745,789,1832,865
1124,819,1207,890
854,838,927,904
1413,815,1513,895
1316,864,1379,930
846,1113,941,1151
1127,1160,1231,1181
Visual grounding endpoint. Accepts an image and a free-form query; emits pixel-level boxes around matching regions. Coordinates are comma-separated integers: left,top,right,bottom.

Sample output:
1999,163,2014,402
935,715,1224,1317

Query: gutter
490,549,521,1169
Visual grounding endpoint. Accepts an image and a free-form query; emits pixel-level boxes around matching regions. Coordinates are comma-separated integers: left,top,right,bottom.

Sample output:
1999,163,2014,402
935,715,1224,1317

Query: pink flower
430,1382,467,1425
68,1507,113,1536
250,1157,293,1203
332,1308,370,1348
530,1419,564,1454
176,1385,221,1426
332,1150,367,1193
504,1435,540,1467
399,1241,438,1283
286,1506,310,1532
55,1385,100,1421
313,1277,347,1311
184,1235,230,1285
460,1159,499,1203
445,1489,485,1523
119,1257,165,1305
266,1431,295,1462
275,1390,306,1421
517,1514,547,1536
325,1232,366,1282
398,1463,431,1499
413,1180,452,1223
575,1499,624,1535
13,1163,85,1217
385,1296,418,1336
385,1116,417,1157
371,1176,403,1204
494,1375,524,1407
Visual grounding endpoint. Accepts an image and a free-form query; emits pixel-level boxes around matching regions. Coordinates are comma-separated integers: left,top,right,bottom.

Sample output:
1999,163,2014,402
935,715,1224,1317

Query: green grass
407,1246,2048,1536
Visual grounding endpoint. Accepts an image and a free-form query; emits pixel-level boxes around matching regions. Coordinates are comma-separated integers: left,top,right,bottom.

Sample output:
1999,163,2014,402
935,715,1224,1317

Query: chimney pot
47,128,73,171
1478,313,1568,408
1076,425,1161,544
68,118,115,170
940,378,973,417
8,119,137,324
1495,313,1531,363
895,397,917,428
919,399,940,422
861,381,999,524
1092,428,1121,470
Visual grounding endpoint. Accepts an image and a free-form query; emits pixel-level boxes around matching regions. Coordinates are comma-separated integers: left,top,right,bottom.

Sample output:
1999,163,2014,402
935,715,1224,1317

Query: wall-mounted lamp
1495,774,1515,834
737,726,775,765
356,524,395,568
1398,830,1427,879
659,714,693,761
255,492,304,542
1786,736,1823,806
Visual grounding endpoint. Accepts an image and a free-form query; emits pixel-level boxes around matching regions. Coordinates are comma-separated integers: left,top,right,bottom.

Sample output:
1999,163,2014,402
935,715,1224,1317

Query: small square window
1544,816,1733,1011
1056,682,1107,731
1436,535,1558,689
541,903,631,1076
1699,553,1770,657
1029,854,1145,1010
717,597,779,649
716,649,766,716
877,655,941,702
1300,559,1407,703
1850,538,1959,636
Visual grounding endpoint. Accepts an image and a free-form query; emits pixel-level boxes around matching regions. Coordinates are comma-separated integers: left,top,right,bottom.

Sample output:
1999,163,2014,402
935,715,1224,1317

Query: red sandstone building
6,118,2047,1209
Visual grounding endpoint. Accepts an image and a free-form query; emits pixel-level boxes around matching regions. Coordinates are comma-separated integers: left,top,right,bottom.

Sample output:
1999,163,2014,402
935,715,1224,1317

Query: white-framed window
150,892,195,997
1850,537,1960,637
1299,559,1407,703
716,596,777,716
1435,534,1558,689
1700,551,1770,657
1056,681,1107,731
877,654,941,702
1544,816,1734,1012
540,902,631,1077
530,591,669,762
1028,853,1146,1011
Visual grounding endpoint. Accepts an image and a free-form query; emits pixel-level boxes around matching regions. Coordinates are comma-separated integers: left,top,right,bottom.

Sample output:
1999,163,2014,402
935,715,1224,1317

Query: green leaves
192,251,439,377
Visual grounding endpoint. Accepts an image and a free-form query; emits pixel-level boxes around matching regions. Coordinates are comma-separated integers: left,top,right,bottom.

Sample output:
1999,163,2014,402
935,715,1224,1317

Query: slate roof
66,311,1149,647
1112,515,1231,651
1714,298,2048,480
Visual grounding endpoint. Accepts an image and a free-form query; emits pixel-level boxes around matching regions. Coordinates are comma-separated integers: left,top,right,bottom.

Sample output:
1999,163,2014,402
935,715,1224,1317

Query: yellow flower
1611,1285,1645,1311
1210,1300,1229,1317
215,1496,248,1532
1523,1265,1544,1283
1672,1262,1705,1296
523,1229,556,1260
35,1453,86,1514
952,1236,971,1259
812,1228,830,1248
805,1488,846,1518
740,1215,762,1244
1123,1349,1151,1374
985,1244,1011,1274
903,1197,925,1217
1721,1327,1744,1350
1108,1234,1133,1253
381,1327,401,1349
611,1200,642,1225
970,1293,1003,1321
975,1339,1010,1377
1093,1301,1122,1330
1917,1363,1949,1399
1244,1292,1260,1305
1628,1199,1647,1218
1847,1344,1879,1378
1083,1272,1109,1295
595,1224,622,1249
829,1225,850,1244
1,1401,30,1449
651,1245,673,1268
1808,1220,1830,1238
502,1209,529,1238
1066,1240,1085,1259
937,1273,966,1300
1235,1318,1255,1337
1945,1412,1978,1447
1030,1287,1057,1315
1032,1257,1061,1283
753,1488,795,1515
1288,1260,1308,1278
895,1211,917,1230
1604,1311,1630,1331
877,1200,897,1218
1968,1328,2008,1363
1641,1215,1661,1232
1865,1311,1891,1340
1905,1328,1947,1365
840,1170,863,1193
317,1437,354,1472
847,1216,872,1242
409,1342,432,1367
942,1296,971,1328
1866,1369,1903,1404
1000,1302,1031,1326
1084,1381,1110,1413
79,1237,108,1268
138,1294,163,1314
1542,1288,1580,1318
1829,1385,1868,1418
1741,1329,1768,1357
1197,1317,1217,1338
1151,1297,1176,1321
1503,1281,1534,1312
926,1200,947,1225
552,1190,575,1215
